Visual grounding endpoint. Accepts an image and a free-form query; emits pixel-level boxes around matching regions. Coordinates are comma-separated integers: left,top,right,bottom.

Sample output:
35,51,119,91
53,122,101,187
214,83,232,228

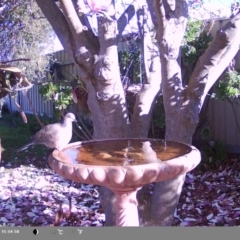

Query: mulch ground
0,152,240,227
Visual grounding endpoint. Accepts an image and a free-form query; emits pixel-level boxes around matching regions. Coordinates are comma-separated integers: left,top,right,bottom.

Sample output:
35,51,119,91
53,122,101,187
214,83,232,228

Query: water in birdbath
62,139,191,166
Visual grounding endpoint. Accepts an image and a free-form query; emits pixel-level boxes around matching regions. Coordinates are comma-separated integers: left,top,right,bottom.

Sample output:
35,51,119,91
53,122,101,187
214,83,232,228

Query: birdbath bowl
48,138,201,226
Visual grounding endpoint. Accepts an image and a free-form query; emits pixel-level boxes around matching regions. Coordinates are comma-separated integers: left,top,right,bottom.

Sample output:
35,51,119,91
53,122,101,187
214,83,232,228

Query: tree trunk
147,112,196,225
144,1,240,226
36,0,240,227
149,175,186,226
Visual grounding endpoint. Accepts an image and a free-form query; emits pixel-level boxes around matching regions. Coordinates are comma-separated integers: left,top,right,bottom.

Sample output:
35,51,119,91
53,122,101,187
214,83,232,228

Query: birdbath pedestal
48,138,201,226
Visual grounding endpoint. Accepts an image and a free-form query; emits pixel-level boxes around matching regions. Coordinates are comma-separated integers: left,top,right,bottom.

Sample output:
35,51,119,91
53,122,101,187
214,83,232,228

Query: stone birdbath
48,138,201,226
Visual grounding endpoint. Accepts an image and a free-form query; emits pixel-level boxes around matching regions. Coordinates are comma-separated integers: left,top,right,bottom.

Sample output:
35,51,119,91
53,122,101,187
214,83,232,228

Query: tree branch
26,91,45,128
149,0,187,101
130,58,161,137
131,6,161,137
35,0,75,58
60,0,99,49
187,11,240,109
92,0,124,101
117,0,141,40
59,0,84,37
145,0,158,27
59,0,98,71
137,6,150,81
147,0,189,143
78,14,99,46
159,0,187,89
36,0,98,81
0,58,30,64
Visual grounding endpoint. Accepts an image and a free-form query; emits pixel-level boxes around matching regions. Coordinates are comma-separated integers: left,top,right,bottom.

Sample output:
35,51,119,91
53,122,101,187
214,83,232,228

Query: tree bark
143,0,189,226
145,0,240,226
36,0,130,139
130,6,162,137
36,0,240,227
36,0,130,225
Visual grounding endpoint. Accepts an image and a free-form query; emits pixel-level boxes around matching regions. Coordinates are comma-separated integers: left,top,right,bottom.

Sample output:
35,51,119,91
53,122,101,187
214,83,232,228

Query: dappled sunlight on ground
172,158,240,226
0,156,240,226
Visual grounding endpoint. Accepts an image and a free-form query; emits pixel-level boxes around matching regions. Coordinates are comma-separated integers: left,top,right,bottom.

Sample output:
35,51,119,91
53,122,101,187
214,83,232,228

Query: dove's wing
16,113,76,152
33,123,63,148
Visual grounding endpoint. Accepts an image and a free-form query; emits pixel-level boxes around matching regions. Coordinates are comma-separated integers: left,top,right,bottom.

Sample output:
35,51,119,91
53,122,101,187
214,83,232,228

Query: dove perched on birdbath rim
17,113,77,152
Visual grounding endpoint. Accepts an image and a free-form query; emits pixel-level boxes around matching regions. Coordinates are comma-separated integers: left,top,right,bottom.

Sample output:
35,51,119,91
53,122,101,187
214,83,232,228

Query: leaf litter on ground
0,154,240,227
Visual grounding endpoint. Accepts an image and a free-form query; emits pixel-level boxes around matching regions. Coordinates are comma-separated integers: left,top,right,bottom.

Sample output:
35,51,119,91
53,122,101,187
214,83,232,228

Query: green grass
0,121,29,158
0,112,55,168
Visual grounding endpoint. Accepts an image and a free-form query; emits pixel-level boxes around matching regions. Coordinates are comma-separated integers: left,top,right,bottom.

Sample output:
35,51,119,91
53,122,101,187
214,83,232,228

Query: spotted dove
17,113,77,152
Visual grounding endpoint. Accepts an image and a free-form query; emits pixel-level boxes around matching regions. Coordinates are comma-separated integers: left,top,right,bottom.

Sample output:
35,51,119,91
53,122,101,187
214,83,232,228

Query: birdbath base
48,138,201,227
110,187,142,226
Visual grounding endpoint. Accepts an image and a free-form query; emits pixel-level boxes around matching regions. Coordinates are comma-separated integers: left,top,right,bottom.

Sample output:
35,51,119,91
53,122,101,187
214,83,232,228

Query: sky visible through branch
190,0,233,19
52,0,235,52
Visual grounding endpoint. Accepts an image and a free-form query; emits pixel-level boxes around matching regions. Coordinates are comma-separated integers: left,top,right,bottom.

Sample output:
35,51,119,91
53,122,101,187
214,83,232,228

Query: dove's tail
16,142,34,153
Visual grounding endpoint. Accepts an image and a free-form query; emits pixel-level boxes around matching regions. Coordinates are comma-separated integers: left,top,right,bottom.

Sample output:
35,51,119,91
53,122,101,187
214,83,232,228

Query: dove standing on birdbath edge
17,113,77,152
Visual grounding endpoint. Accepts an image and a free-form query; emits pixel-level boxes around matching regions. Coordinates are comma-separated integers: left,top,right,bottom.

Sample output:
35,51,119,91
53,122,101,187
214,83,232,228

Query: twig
0,58,30,64
14,84,33,92
72,127,84,140
26,92,45,128
0,138,1,163
54,203,63,226
0,84,33,94
137,6,149,81
151,120,155,138
74,110,92,140
73,116,92,140
14,97,28,124
74,104,92,139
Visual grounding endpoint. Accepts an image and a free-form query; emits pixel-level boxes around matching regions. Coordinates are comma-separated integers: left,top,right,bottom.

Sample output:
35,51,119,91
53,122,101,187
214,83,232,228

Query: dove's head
64,113,77,122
